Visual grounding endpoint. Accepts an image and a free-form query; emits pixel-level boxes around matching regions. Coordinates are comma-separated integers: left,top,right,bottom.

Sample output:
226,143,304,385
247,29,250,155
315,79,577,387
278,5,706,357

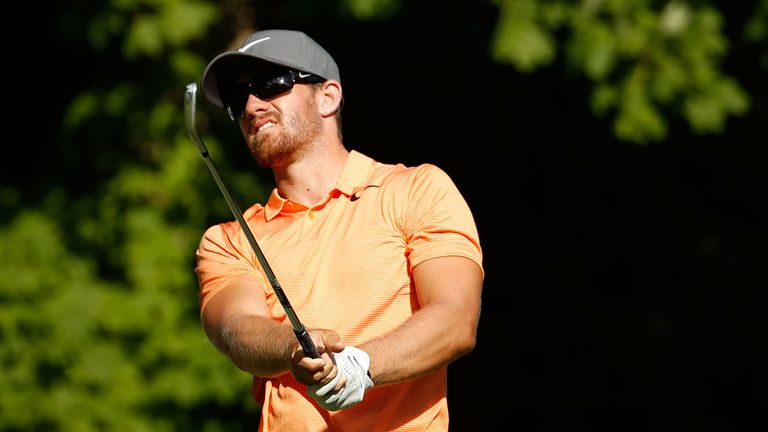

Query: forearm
217,314,297,377
360,302,478,386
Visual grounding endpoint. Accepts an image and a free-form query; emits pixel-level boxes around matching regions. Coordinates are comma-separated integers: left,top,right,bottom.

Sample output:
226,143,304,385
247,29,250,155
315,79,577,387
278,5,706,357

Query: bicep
412,256,483,320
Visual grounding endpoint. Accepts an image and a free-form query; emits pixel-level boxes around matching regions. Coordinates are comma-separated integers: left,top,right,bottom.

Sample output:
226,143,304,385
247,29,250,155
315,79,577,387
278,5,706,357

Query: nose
242,93,270,119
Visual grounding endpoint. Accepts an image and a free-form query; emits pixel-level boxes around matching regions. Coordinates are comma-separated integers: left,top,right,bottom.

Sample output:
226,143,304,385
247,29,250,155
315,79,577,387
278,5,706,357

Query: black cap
201,29,340,108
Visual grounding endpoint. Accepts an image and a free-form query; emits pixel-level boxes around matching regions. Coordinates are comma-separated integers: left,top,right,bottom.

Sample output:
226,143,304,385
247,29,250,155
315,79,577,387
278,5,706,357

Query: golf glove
307,346,374,411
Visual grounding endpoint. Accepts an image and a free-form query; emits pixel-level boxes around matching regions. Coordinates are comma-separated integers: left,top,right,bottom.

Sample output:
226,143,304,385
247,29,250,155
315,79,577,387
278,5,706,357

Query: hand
291,329,344,387
307,346,374,411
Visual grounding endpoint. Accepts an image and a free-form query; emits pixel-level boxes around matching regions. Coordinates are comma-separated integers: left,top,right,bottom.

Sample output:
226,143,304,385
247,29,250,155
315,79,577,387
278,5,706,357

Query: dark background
295,3,767,431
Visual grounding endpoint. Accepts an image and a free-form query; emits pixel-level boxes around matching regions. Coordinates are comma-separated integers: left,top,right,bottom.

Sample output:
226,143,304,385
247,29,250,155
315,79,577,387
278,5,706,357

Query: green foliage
0,0,263,430
0,212,255,431
492,0,558,72
491,0,753,144
343,0,401,20
82,0,219,58
122,0,218,59
745,0,768,41
745,0,768,68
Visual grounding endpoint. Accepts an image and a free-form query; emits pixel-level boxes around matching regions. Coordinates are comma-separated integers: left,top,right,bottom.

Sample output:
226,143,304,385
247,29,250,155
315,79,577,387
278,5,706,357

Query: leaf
492,0,556,72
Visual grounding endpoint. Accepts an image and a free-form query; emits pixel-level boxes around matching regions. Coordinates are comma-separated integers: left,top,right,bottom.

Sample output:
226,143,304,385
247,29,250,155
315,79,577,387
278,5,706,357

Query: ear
317,80,342,118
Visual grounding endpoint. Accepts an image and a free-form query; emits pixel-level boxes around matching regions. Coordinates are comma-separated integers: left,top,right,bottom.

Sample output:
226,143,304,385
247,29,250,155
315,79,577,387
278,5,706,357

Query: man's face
238,81,323,168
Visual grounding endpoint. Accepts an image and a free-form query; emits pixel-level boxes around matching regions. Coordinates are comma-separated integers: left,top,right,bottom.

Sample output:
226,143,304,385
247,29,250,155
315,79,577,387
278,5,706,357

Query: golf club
184,81,320,359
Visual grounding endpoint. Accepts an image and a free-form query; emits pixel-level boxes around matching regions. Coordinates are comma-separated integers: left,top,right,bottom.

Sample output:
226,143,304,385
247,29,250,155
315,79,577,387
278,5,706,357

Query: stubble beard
246,106,323,168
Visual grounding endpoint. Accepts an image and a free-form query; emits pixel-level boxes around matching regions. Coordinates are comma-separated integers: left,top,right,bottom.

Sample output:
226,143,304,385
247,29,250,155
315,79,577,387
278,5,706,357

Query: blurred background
2,0,766,430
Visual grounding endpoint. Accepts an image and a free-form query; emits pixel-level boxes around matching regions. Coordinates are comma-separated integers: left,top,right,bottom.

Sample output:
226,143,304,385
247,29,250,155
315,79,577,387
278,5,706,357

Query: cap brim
201,52,313,108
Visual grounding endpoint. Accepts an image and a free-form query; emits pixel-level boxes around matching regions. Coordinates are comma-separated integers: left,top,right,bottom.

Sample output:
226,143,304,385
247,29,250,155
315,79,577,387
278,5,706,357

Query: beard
244,101,323,168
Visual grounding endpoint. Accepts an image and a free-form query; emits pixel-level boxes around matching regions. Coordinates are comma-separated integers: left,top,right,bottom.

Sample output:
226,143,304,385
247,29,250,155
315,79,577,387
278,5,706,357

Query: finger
327,339,345,353
318,364,338,385
309,329,344,354
321,332,345,353
294,356,328,385
301,357,327,373
312,352,336,382
334,373,347,392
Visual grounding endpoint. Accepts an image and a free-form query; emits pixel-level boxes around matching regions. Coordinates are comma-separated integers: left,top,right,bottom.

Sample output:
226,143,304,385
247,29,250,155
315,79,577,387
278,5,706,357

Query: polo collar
263,150,375,221
335,150,375,197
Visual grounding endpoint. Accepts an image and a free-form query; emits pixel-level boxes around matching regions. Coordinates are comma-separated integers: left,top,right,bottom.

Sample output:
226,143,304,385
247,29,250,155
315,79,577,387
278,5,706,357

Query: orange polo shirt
196,150,483,431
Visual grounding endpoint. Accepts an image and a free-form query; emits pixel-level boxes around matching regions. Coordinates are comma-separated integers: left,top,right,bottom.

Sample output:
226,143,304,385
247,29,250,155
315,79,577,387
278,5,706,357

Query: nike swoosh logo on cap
297,72,312,78
239,37,271,52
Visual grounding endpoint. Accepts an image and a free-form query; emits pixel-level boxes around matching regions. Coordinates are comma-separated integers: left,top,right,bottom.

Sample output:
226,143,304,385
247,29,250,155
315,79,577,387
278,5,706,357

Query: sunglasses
223,69,326,120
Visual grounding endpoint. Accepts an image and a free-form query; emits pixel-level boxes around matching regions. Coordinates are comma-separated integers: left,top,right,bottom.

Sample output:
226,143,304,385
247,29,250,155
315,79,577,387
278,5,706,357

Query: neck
272,140,349,207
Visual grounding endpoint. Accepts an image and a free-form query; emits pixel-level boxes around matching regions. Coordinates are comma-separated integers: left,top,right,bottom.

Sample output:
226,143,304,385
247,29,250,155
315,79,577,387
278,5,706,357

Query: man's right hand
290,329,345,387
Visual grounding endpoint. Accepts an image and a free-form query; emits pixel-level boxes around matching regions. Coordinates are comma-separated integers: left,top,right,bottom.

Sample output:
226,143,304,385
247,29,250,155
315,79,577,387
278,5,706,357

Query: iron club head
184,82,208,156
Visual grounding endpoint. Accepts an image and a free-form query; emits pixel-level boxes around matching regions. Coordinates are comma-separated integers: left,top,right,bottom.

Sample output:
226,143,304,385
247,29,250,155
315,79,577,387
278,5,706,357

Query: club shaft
185,83,319,358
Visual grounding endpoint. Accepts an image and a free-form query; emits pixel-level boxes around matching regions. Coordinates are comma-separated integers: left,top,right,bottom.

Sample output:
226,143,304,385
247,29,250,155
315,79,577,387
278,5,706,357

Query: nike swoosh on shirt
350,184,381,202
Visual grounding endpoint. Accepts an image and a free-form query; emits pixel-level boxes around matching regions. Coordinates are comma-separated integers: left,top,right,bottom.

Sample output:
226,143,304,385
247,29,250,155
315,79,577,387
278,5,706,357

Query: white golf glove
307,346,374,411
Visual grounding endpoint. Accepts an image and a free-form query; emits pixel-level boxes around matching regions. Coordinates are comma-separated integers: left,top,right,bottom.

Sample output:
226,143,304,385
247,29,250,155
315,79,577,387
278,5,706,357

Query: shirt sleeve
401,163,483,275
195,222,267,314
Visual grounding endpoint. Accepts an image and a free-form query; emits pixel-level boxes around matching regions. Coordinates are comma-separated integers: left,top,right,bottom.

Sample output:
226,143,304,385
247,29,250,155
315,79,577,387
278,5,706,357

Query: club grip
295,328,320,358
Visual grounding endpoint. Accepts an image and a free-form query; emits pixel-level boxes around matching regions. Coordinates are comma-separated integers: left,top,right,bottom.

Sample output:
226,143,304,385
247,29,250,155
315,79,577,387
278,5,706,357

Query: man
195,29,483,431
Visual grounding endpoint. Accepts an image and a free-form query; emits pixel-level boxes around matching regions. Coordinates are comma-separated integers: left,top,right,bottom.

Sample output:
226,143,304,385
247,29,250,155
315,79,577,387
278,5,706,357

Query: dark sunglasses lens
223,72,296,119
253,74,294,99
224,85,248,118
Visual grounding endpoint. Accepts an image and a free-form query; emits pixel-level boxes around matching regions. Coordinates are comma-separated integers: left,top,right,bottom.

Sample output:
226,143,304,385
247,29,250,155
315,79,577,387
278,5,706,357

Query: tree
489,0,764,144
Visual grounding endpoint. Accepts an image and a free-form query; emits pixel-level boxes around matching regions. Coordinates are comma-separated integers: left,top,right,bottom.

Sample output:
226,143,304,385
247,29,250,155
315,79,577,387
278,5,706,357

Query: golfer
194,29,484,431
